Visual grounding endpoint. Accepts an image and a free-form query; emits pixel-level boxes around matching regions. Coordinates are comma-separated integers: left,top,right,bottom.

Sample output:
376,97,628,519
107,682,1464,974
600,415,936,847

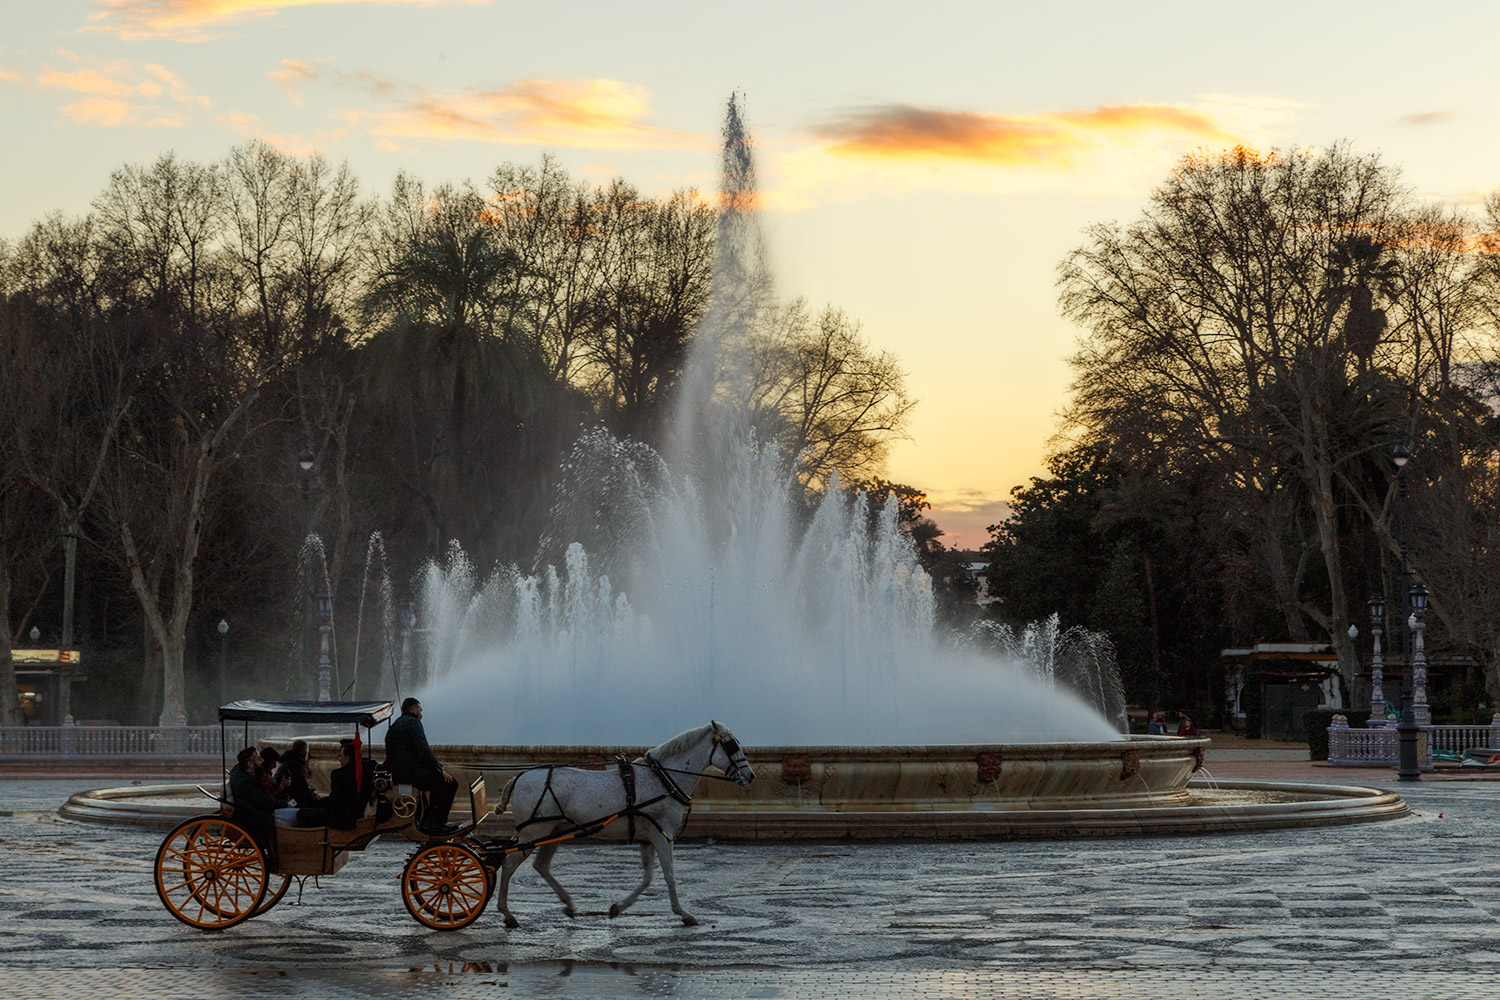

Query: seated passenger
258,746,291,799
228,746,288,849
295,739,373,829
274,740,322,808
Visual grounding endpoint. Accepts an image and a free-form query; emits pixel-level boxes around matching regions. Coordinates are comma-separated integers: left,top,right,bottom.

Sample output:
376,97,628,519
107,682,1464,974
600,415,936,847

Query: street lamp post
1410,584,1430,726
298,447,315,699
316,590,332,702
1367,596,1387,728
1392,444,1421,781
217,619,229,705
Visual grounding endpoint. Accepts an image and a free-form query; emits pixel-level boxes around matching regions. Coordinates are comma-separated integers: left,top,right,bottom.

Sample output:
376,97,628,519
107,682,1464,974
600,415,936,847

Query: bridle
711,729,748,783
646,724,749,784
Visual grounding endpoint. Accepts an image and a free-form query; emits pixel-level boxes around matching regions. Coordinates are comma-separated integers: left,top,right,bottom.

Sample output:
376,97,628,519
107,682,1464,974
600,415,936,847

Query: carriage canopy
218,699,394,727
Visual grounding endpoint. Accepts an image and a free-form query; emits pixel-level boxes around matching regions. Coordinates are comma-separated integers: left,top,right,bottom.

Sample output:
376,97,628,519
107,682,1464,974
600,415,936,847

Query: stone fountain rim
427,735,1206,760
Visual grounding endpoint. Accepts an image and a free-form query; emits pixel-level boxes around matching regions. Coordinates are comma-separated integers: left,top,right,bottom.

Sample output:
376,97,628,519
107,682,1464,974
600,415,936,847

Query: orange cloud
35,49,209,126
320,71,702,150
86,0,494,43
816,102,1237,167
756,94,1303,210
268,58,321,105
215,108,338,155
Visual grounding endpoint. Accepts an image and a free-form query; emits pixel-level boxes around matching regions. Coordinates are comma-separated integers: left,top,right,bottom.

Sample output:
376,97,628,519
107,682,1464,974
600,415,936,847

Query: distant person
295,739,373,829
1147,713,1165,735
384,697,459,836
1177,713,1199,738
229,746,287,851
274,740,322,809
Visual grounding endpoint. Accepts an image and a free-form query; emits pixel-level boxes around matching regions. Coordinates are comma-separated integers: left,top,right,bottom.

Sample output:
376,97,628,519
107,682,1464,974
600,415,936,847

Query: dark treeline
0,142,917,726
984,144,1500,724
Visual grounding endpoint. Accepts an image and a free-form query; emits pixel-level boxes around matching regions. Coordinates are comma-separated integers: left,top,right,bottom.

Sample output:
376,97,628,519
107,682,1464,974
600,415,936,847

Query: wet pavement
2,773,1498,998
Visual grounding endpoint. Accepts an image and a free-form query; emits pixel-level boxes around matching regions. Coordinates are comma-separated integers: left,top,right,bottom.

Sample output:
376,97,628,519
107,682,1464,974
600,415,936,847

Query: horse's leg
649,829,697,926
495,850,528,929
608,842,655,918
531,842,576,918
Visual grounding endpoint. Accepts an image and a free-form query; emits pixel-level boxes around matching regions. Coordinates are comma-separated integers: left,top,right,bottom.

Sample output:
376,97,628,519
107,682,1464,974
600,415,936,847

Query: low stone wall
431,735,1209,813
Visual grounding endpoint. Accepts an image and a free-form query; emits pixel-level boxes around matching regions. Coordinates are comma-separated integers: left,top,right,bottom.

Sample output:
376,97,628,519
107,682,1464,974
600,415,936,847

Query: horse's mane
647,723,713,761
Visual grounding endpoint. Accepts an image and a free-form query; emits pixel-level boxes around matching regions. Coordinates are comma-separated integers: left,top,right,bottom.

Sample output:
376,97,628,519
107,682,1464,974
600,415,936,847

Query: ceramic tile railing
0,724,346,758
1327,717,1500,767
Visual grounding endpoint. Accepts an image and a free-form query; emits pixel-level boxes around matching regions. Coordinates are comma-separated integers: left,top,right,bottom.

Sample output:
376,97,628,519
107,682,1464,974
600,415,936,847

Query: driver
383,697,459,837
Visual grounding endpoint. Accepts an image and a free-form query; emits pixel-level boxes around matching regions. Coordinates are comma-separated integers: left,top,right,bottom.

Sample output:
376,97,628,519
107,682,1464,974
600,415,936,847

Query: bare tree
749,300,914,487
1059,144,1490,691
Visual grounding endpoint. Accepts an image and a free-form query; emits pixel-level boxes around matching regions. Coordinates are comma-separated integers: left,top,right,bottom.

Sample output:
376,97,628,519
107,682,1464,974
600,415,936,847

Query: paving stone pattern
1,776,1497,999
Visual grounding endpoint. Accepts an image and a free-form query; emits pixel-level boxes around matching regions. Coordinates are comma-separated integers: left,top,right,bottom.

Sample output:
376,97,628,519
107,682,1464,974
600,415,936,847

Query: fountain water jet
412,95,1119,749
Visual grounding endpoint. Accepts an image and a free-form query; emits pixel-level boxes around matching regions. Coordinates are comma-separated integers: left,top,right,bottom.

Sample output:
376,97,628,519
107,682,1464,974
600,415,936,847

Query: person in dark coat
295,740,372,829
383,697,458,835
229,746,287,851
274,740,322,808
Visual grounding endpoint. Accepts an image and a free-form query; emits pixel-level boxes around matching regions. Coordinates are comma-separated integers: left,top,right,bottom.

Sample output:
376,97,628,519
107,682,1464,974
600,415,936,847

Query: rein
509,729,747,846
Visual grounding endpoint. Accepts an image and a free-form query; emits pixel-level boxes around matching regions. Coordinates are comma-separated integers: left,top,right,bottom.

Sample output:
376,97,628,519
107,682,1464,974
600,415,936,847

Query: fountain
381,96,1403,838
61,97,1407,838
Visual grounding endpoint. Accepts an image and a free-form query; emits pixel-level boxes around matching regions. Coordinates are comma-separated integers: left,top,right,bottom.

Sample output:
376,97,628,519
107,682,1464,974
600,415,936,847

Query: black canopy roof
218,699,394,726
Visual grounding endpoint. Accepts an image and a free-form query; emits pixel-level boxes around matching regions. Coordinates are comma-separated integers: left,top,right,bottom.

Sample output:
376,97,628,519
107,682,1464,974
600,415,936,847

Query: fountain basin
437,735,1207,813
60,736,1409,839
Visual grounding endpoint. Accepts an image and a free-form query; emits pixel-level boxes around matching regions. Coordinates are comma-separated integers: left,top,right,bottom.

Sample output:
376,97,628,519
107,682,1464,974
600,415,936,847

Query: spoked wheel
461,836,497,904
401,842,489,930
253,874,291,916
155,816,267,930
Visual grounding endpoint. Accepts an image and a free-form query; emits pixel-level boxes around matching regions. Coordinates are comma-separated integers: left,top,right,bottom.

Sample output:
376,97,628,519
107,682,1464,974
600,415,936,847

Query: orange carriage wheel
401,842,489,930
252,874,291,916
154,816,268,931
461,835,498,903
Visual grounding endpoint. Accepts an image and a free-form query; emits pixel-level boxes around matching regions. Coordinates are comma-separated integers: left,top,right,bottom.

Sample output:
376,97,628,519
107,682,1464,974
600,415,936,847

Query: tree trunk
0,537,21,726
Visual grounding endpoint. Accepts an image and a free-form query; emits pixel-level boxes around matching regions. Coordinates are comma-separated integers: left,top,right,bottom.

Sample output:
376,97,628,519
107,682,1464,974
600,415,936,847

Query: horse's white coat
496,721,754,927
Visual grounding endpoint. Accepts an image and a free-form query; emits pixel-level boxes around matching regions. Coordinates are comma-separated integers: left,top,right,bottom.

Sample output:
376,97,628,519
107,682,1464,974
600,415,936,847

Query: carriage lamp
298,447,315,473
317,591,333,621
1368,595,1385,623
399,601,415,630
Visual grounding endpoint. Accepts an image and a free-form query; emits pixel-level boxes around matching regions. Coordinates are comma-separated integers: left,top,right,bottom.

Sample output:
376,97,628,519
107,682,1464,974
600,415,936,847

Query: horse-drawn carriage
152,700,754,932
152,700,492,931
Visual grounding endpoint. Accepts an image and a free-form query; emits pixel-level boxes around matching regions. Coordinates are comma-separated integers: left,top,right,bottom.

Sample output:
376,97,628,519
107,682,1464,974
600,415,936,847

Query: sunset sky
4,1,1499,546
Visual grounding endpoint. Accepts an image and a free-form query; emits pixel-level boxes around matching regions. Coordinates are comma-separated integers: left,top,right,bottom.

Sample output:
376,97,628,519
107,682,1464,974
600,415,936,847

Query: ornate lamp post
1410,584,1430,727
217,619,229,704
316,590,333,702
1367,596,1387,727
298,447,315,698
1392,443,1421,780
398,601,415,694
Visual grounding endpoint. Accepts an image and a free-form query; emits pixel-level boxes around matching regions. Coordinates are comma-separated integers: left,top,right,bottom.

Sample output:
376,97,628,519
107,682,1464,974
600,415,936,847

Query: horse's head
709,720,754,786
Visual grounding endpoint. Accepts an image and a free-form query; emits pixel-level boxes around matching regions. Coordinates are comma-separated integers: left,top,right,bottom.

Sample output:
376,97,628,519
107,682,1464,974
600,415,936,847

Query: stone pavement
2,773,1498,999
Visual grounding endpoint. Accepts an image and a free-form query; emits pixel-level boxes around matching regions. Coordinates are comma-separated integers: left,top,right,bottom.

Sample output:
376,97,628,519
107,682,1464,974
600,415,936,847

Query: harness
509,730,744,848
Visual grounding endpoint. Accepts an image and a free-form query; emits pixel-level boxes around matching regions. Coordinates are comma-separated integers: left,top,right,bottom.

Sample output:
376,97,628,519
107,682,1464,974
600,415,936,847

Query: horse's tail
500,774,519,813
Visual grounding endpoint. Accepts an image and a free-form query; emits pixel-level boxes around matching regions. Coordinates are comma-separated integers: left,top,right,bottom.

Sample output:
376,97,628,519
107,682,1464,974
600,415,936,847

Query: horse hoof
680,915,699,927
564,906,576,918
608,904,621,918
503,916,519,929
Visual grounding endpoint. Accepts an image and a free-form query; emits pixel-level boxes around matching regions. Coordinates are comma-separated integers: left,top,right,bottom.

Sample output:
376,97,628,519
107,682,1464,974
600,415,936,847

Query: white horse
495,721,753,927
